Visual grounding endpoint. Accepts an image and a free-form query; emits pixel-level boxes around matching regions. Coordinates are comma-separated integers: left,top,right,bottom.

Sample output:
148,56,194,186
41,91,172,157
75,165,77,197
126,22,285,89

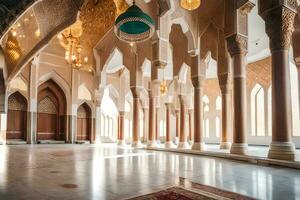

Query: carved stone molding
218,72,233,94
226,34,248,56
191,75,205,88
239,1,255,16
218,72,232,85
261,6,296,51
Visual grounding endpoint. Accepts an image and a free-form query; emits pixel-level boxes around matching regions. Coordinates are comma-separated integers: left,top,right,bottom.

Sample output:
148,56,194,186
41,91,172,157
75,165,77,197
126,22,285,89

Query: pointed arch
171,17,196,53
38,70,71,114
251,84,265,136
78,83,92,101
37,79,67,141
6,91,28,140
77,102,92,141
103,47,125,74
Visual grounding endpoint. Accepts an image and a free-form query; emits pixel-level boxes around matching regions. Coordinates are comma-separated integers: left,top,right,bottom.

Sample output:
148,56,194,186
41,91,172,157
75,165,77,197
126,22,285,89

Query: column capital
119,111,125,116
226,34,248,56
218,72,233,85
191,75,205,88
130,86,143,98
220,84,233,94
295,57,300,68
259,5,296,51
165,102,172,109
178,95,187,106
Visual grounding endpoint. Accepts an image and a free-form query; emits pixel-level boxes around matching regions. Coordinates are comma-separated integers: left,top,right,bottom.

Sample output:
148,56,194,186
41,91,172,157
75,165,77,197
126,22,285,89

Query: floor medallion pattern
127,177,256,200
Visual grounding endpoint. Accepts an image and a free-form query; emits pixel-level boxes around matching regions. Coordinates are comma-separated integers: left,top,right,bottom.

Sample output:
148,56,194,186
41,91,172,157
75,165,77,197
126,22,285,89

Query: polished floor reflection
0,144,299,200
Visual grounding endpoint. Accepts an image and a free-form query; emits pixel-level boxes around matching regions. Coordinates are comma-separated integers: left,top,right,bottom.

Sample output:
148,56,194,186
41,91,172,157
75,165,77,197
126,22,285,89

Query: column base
268,142,295,161
230,143,248,155
147,140,158,148
132,141,142,148
178,142,189,149
220,142,231,150
165,141,174,148
117,140,127,147
191,142,206,151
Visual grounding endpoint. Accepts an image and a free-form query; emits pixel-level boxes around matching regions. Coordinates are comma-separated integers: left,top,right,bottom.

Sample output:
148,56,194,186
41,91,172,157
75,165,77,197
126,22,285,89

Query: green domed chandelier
114,0,155,43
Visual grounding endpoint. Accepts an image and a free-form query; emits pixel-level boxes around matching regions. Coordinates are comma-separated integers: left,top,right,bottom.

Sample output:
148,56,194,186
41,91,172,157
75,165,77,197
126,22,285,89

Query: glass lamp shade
114,4,155,43
180,0,201,11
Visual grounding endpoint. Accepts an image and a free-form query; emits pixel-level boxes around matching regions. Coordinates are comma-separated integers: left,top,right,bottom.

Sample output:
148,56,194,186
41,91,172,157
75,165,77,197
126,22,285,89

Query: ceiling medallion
180,0,201,11
114,0,155,43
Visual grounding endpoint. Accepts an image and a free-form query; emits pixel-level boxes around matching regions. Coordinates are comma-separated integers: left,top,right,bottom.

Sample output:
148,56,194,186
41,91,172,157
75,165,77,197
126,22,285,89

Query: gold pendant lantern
180,0,201,11
160,69,168,96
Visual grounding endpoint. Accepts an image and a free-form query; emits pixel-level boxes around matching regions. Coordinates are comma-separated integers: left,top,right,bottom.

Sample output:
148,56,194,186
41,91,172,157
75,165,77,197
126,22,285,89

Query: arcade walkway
0,144,299,200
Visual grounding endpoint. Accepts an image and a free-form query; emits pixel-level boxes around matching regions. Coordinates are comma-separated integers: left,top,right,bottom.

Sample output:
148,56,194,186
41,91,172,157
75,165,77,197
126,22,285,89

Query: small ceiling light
129,42,134,47
11,30,17,37
180,0,201,11
84,56,88,63
35,29,40,37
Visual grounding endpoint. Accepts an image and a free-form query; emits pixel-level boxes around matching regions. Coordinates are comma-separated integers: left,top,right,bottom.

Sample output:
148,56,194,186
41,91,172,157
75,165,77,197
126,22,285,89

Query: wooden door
77,104,90,141
6,92,27,140
37,96,58,140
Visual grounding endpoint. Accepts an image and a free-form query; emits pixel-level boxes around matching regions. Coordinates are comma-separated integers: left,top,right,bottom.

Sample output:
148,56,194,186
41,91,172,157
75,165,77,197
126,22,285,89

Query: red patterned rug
127,177,256,200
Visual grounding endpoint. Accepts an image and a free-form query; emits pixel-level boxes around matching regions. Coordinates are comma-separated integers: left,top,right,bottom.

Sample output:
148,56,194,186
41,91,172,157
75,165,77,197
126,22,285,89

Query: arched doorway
77,103,91,142
37,79,66,141
6,92,27,140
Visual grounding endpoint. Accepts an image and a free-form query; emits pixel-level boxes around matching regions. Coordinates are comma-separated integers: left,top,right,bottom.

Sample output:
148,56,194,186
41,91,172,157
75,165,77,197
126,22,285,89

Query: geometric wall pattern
38,97,57,114
8,95,26,111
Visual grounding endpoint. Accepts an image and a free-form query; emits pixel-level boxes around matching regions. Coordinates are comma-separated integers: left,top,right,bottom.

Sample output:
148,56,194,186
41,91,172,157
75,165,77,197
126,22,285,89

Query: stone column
219,82,233,149
188,109,193,142
226,34,248,155
142,108,148,143
165,103,173,148
178,95,189,149
175,110,180,139
147,92,157,147
155,107,159,143
191,76,205,150
296,63,300,114
131,94,141,148
94,105,101,143
27,58,39,144
117,111,126,146
259,2,296,160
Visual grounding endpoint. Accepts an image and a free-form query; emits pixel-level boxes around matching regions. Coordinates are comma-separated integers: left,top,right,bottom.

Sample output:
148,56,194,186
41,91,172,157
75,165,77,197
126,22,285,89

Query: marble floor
0,144,299,200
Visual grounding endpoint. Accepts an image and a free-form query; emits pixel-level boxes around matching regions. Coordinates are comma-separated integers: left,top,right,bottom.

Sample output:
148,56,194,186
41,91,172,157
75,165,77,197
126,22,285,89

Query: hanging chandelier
180,0,201,11
114,0,155,43
62,21,88,70
160,69,168,96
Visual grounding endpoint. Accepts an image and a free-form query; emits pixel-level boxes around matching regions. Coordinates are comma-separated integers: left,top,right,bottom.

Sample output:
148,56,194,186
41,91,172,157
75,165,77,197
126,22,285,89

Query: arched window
251,84,265,136
205,119,209,138
159,120,166,137
109,117,113,137
203,95,209,104
216,117,220,137
104,116,109,137
124,118,130,139
204,105,209,112
268,86,272,136
290,62,300,136
129,120,133,138
100,88,119,139
101,114,105,136
216,96,222,110
139,119,143,138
